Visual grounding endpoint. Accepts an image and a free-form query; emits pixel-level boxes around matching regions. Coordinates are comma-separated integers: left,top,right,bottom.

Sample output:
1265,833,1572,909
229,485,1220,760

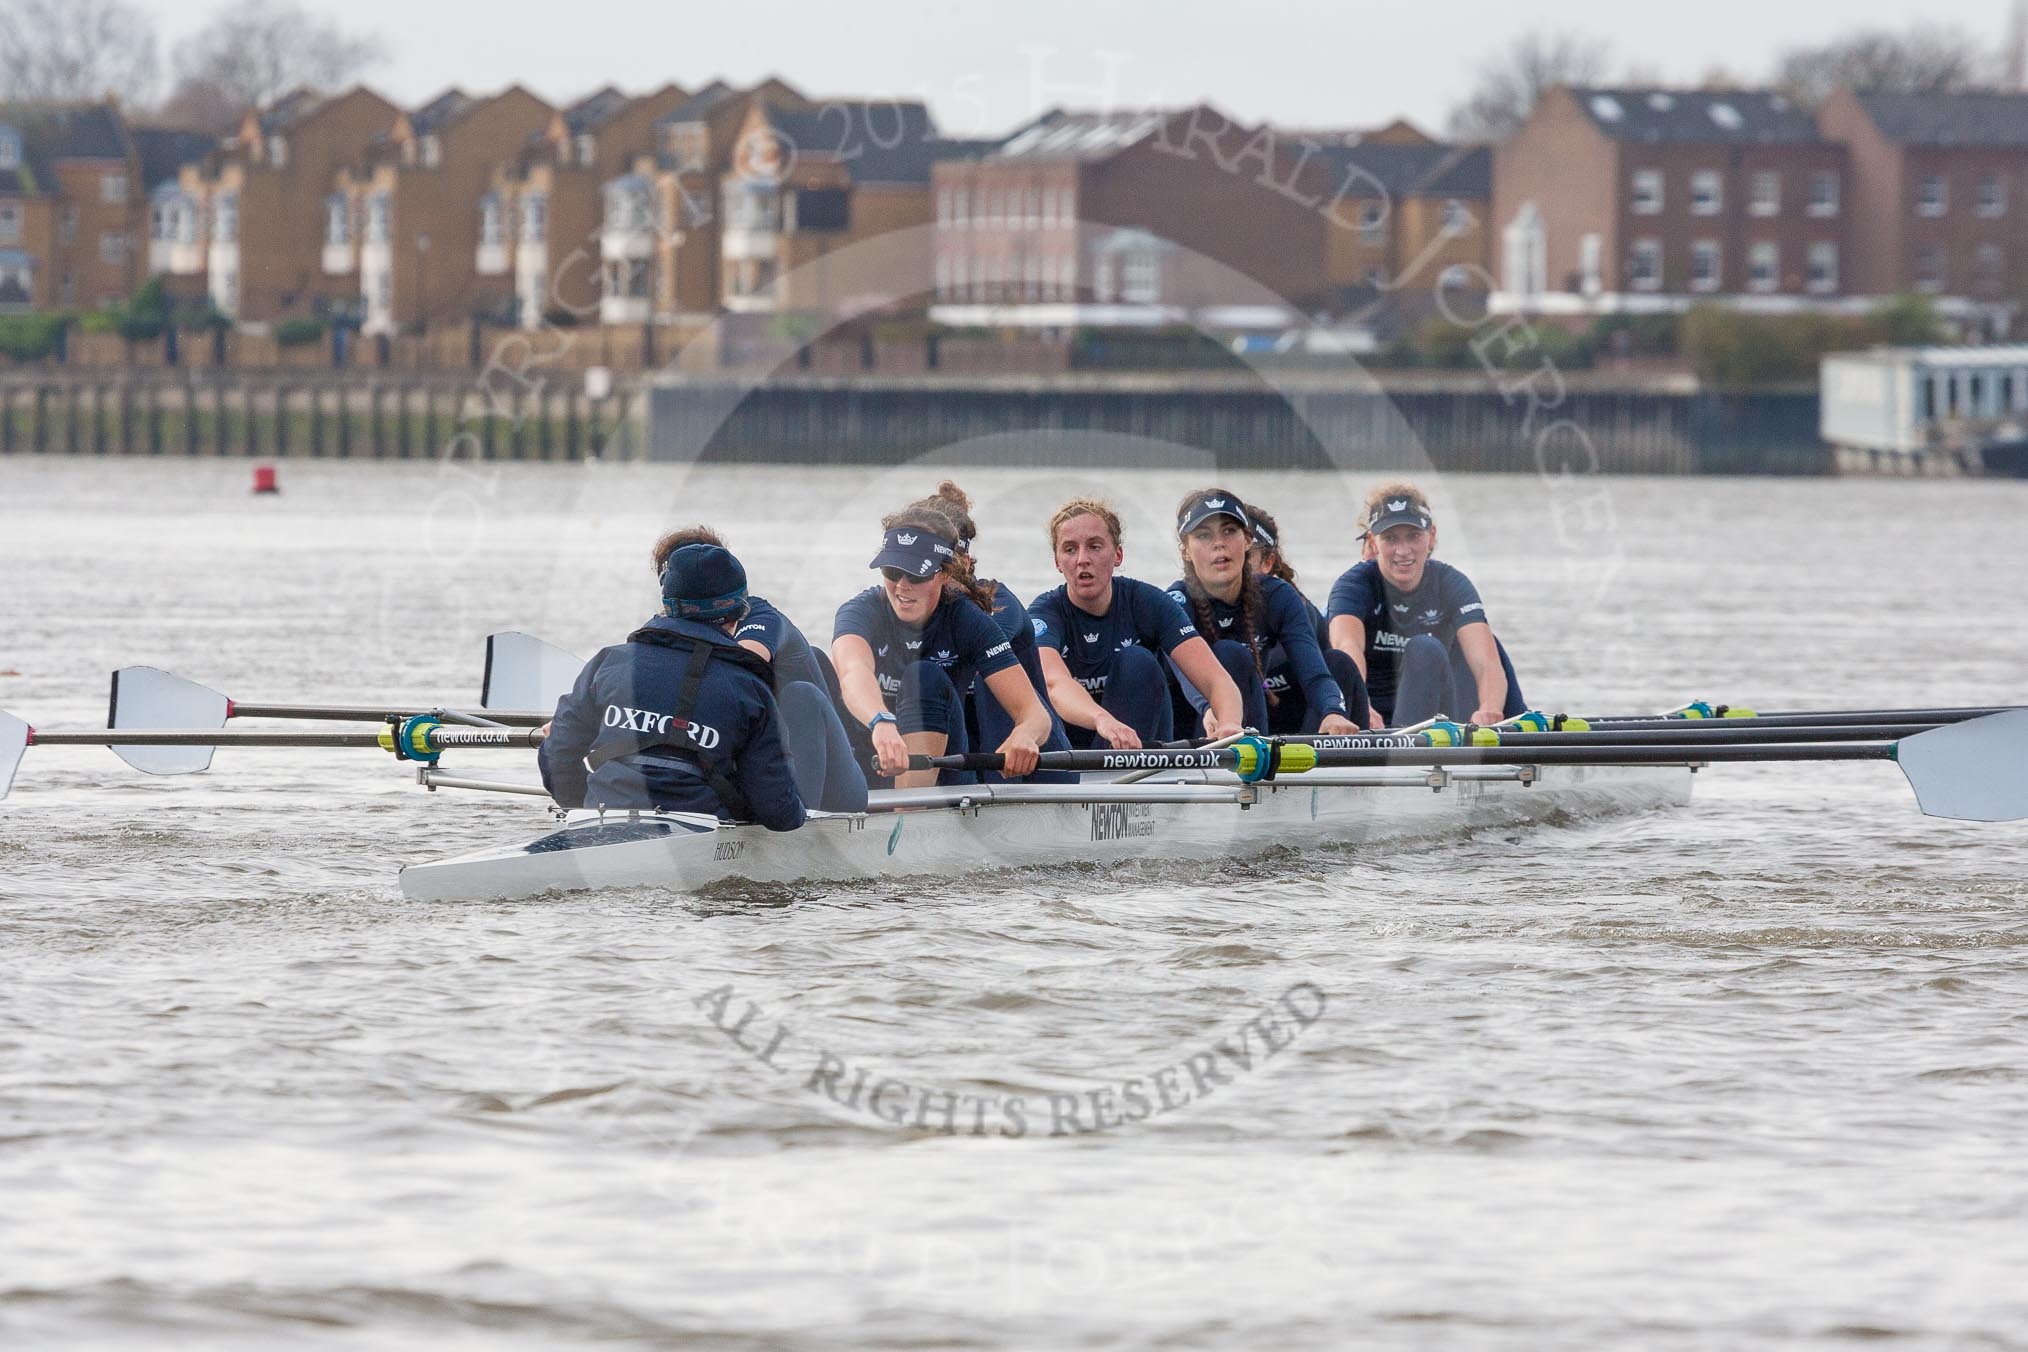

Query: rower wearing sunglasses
831,503,1052,790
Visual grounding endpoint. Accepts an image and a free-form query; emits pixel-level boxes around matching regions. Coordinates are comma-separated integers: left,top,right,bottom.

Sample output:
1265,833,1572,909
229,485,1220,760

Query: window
663,123,706,172
1748,242,1779,292
1025,188,1039,229
1749,171,1780,216
60,269,76,305
1441,199,1471,233
1631,169,1663,214
936,188,950,224
325,195,350,245
420,135,442,168
0,130,17,170
1978,174,2007,218
61,204,78,243
213,192,238,243
1809,171,1840,217
1359,199,1387,242
1917,174,1947,217
266,137,286,169
101,171,128,204
0,201,19,244
1976,244,2005,295
1690,170,1722,215
1121,250,1160,303
1579,233,1602,294
1916,244,1947,293
364,193,390,245
521,193,546,242
1807,241,1838,293
1629,238,1661,290
1023,253,1040,299
1690,239,1721,291
953,188,968,227
477,194,503,245
99,231,128,264
575,134,596,166
934,254,950,298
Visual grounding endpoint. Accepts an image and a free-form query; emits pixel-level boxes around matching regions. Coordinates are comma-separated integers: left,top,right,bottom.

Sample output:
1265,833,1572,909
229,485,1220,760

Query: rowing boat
6,637,2024,904
396,763,1692,901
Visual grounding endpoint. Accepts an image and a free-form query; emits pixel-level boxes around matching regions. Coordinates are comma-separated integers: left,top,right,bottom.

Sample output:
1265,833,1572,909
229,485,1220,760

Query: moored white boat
396,763,1694,901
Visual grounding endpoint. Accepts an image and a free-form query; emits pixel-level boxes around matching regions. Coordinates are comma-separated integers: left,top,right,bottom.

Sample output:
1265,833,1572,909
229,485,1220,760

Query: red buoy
252,465,280,495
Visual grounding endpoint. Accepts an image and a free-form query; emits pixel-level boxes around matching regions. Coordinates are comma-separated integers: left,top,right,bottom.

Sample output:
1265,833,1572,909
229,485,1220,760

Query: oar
907,712,2028,822
105,666,553,776
0,716,546,800
1575,705,2022,729
1281,723,1950,749
482,631,585,715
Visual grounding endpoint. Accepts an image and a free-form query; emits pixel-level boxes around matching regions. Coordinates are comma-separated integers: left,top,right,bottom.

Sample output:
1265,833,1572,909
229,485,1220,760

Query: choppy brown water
4,457,2028,1350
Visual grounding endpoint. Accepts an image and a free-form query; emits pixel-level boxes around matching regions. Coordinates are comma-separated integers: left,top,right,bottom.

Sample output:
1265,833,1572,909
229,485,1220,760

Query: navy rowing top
1326,558,1488,707
1164,574,1346,719
834,585,1019,709
1028,577,1200,694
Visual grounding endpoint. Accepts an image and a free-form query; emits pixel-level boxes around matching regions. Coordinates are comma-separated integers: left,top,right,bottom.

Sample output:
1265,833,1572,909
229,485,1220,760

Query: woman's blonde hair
1361,480,1433,526
1046,498,1124,551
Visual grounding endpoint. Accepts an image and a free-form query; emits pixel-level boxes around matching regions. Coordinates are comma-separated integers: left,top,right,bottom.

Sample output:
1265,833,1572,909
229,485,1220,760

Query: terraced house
0,102,144,313
477,81,690,330
165,87,400,323
678,90,969,319
607,77,813,323
331,86,551,337
1819,90,2028,331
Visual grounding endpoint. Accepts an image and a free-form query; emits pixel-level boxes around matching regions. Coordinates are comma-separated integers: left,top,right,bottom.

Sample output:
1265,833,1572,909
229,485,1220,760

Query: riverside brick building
928,105,1338,329
1492,86,1849,315
333,86,552,337
171,87,400,322
475,82,690,328
0,103,148,313
1819,90,2028,329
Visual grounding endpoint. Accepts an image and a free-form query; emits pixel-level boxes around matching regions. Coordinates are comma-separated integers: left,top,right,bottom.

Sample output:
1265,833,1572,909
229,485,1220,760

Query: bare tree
1774,24,1998,107
153,77,243,135
169,0,385,114
1447,33,1612,142
0,0,159,103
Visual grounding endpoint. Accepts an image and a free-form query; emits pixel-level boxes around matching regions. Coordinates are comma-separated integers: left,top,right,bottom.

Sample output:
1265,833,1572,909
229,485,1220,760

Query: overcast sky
143,0,2021,133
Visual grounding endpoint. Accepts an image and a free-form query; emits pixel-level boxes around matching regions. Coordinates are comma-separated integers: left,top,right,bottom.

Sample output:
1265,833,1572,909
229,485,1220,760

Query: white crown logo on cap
895,532,917,545
1388,499,1409,512
1206,497,1228,508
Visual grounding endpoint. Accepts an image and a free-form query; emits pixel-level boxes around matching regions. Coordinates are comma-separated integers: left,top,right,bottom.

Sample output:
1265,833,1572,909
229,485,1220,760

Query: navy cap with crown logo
869,525,958,578
1176,490,1251,538
1362,496,1432,537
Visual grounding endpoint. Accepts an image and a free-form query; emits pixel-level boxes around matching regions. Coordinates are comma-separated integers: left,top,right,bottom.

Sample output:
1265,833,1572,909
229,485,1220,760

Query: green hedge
0,313,67,361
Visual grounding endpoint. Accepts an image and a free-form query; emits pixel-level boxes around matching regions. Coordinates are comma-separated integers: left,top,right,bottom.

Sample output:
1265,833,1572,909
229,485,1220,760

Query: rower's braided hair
883,492,997,613
649,524,727,577
1243,502,1297,587
1174,487,1275,706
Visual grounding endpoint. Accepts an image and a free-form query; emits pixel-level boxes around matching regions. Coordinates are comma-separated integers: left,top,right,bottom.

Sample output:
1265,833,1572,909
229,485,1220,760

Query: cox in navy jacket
537,615,806,830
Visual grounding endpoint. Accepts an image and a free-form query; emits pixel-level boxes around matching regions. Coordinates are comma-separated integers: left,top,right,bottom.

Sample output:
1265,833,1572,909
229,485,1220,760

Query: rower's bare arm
982,665,1048,776
831,635,885,726
1457,625,1508,725
1328,616,1368,677
1038,648,1103,728
738,639,773,662
1171,637,1245,738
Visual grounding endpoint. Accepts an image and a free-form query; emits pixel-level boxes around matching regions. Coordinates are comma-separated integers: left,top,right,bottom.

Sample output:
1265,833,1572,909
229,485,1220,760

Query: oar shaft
1294,723,1943,749
911,741,1901,775
1580,706,2019,729
28,727,544,749
228,701,551,726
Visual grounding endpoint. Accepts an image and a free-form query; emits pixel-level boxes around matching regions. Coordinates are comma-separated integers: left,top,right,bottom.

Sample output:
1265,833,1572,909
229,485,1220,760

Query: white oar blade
1896,710,2028,822
482,632,584,715
108,666,226,775
0,713,26,799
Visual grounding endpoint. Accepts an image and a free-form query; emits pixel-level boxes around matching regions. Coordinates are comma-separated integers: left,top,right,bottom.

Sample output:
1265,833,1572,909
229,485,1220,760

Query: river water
4,455,2027,1350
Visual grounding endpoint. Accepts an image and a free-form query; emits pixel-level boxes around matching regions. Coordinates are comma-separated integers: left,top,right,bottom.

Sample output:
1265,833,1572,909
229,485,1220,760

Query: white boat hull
398,764,1693,902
